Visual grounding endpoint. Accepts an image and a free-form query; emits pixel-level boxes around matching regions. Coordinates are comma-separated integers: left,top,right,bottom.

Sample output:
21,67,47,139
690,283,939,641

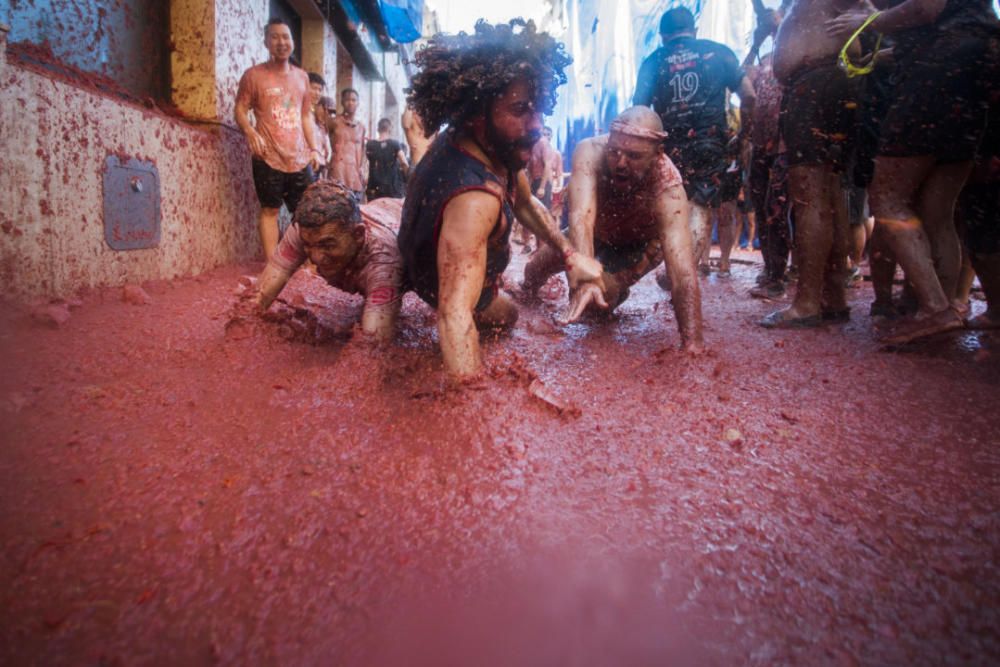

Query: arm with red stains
655,184,704,352
536,144,556,198
561,140,609,322
299,77,321,170
235,73,266,158
512,171,603,288
357,126,368,193
360,290,400,341
436,191,499,377
255,227,306,310
827,0,946,38
396,144,410,179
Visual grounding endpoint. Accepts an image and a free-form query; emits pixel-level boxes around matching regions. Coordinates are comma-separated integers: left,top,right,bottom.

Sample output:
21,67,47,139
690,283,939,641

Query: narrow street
2,250,998,665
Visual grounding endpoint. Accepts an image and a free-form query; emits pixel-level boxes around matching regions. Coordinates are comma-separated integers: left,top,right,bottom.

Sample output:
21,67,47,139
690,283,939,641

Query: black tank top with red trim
398,135,515,309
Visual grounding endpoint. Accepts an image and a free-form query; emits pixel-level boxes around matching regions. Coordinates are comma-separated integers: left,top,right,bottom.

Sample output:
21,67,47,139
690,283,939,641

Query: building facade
0,0,413,301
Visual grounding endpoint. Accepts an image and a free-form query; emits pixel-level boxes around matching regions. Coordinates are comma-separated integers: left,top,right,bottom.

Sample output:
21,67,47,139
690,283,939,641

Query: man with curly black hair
398,19,603,378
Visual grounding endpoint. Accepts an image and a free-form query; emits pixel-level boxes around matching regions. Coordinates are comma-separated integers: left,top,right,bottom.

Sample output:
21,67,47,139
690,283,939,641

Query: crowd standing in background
235,3,1000,377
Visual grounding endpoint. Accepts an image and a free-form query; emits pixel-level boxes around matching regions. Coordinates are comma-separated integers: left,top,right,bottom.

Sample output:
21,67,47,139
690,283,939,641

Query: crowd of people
233,2,999,378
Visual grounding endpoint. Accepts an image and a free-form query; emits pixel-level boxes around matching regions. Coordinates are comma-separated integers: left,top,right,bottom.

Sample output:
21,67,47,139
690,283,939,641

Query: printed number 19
670,72,699,103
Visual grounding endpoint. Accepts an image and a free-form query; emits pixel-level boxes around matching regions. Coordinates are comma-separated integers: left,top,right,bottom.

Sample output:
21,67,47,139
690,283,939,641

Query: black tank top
398,135,515,308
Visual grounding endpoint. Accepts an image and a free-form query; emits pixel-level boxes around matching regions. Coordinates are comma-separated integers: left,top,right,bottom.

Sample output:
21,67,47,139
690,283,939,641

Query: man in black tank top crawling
399,19,604,378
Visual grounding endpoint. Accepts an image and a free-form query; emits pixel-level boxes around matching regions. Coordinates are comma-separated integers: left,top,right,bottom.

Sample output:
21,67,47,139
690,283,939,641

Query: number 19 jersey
633,36,743,142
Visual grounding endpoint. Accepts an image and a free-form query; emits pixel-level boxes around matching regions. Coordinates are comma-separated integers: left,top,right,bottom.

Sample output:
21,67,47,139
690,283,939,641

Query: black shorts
879,34,996,162
665,138,727,207
781,64,858,170
958,182,1000,255
845,183,868,226
593,237,660,286
717,166,742,204
251,159,315,212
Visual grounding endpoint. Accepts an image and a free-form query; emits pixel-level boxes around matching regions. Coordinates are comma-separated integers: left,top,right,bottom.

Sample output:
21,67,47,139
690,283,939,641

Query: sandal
759,309,823,329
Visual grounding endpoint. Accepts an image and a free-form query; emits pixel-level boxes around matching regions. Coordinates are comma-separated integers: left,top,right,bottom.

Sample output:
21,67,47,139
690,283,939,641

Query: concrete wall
0,21,259,302
0,0,411,302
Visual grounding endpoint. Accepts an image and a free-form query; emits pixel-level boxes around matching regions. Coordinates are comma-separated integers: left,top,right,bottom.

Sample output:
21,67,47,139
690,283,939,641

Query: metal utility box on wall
103,156,161,250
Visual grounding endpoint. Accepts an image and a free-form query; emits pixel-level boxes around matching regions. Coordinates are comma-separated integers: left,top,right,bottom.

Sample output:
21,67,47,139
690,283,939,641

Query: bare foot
879,307,964,345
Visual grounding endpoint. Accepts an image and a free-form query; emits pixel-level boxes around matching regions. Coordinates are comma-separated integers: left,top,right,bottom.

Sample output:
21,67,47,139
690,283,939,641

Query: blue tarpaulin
380,0,423,43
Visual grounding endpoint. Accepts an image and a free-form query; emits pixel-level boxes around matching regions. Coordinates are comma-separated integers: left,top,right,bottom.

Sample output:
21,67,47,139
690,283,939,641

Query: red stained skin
1,251,999,664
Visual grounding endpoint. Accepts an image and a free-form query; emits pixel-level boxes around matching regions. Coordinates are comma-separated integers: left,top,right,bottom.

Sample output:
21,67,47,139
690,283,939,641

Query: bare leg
762,164,832,325
869,156,965,342
869,156,949,314
689,204,712,271
849,223,866,269
744,210,756,250
821,171,850,314
717,202,738,274
967,251,1000,328
258,206,281,260
955,248,976,313
915,160,973,304
869,222,897,316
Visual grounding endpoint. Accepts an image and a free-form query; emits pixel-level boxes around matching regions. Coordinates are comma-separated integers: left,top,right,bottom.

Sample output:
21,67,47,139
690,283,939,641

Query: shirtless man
328,88,366,198
518,126,560,251
248,180,404,340
235,17,322,259
398,19,603,378
522,107,704,352
760,0,862,328
307,72,334,179
401,105,436,167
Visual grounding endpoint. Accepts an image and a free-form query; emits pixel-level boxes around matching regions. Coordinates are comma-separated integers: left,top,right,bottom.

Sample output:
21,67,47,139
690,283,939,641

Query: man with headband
522,107,705,353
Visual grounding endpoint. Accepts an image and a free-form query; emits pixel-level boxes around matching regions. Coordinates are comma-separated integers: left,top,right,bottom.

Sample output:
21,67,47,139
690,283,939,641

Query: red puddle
2,250,999,664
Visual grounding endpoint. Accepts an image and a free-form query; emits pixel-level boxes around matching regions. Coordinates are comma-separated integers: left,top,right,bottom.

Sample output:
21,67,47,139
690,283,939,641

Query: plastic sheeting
380,0,424,43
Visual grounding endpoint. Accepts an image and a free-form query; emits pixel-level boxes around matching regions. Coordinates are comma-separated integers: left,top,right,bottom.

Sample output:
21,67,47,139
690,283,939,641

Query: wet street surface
2,249,998,665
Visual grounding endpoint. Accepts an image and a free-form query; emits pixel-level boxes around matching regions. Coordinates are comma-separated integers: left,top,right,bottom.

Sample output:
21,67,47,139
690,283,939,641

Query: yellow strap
839,11,883,78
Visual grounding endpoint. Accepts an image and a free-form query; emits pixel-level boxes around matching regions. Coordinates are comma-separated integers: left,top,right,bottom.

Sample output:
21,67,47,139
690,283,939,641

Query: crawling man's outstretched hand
558,281,608,324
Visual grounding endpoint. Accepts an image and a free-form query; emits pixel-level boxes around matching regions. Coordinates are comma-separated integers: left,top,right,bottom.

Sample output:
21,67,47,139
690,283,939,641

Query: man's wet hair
341,88,359,100
659,8,695,36
377,117,392,132
293,180,362,231
406,19,572,137
308,72,326,87
265,17,290,37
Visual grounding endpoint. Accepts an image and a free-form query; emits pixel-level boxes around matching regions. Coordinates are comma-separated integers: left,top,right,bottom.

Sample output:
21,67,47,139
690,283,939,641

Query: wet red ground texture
2,249,999,665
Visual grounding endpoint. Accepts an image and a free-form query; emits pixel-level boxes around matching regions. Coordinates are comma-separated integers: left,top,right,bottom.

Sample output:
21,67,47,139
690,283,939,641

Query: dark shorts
717,165,742,204
594,237,660,286
781,64,858,170
665,138,727,207
879,34,996,162
530,178,554,208
846,183,868,226
251,159,315,212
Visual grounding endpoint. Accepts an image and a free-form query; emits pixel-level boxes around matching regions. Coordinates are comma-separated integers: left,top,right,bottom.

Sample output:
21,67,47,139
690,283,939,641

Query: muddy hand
565,251,604,289
558,282,608,324
247,130,267,159
825,9,868,39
